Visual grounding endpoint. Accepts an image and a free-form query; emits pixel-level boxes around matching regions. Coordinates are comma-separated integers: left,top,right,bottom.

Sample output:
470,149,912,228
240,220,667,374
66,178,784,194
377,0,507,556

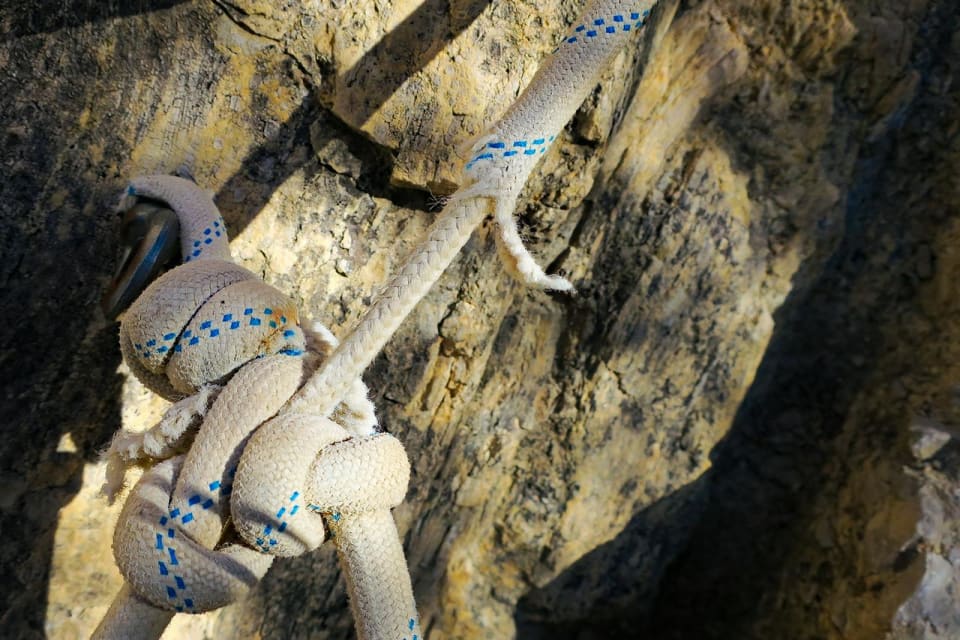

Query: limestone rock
2,0,959,639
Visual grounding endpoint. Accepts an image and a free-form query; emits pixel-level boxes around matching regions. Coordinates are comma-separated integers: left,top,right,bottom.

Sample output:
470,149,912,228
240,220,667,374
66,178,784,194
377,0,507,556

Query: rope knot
230,418,410,557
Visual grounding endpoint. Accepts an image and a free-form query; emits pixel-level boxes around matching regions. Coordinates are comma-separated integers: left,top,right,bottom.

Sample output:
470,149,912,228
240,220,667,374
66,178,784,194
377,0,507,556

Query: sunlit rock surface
2,0,958,638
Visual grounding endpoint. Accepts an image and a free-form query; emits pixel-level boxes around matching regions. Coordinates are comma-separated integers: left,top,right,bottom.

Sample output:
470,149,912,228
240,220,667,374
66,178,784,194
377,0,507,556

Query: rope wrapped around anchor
96,175,420,640
95,1,660,637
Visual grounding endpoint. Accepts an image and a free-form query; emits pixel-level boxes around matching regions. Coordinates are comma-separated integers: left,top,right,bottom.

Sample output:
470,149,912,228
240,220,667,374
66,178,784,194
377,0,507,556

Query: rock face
2,0,959,638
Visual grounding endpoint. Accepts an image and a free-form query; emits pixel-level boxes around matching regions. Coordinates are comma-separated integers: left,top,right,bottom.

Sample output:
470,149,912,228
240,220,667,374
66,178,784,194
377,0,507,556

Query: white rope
95,1,659,637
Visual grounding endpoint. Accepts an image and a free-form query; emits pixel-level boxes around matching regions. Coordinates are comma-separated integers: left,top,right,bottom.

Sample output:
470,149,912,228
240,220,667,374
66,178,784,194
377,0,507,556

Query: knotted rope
94,2,657,638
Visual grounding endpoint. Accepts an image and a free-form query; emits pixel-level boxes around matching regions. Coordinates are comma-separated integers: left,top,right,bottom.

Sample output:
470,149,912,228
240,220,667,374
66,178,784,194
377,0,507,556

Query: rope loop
113,456,274,613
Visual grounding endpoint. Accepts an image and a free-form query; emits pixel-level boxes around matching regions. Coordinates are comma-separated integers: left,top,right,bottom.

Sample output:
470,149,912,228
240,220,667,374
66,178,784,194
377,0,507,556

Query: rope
95,1,658,638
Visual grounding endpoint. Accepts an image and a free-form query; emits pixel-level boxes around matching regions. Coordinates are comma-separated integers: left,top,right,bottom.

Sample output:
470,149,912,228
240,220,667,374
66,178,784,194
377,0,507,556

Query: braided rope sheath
96,1,659,637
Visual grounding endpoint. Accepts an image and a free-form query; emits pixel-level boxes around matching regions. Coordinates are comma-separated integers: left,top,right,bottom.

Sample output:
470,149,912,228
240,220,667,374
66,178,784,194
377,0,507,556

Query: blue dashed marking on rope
135,307,303,360
466,134,558,168
183,217,226,263
255,490,306,551
403,617,420,639
553,10,649,53
152,478,226,613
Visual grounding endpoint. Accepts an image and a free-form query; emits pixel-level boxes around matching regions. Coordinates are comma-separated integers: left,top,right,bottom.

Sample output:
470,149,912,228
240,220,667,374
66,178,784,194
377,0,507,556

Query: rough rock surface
1,0,958,639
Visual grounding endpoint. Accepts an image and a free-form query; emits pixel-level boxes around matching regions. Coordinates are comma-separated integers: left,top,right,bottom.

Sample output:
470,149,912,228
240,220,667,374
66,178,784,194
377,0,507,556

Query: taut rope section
95,1,658,638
